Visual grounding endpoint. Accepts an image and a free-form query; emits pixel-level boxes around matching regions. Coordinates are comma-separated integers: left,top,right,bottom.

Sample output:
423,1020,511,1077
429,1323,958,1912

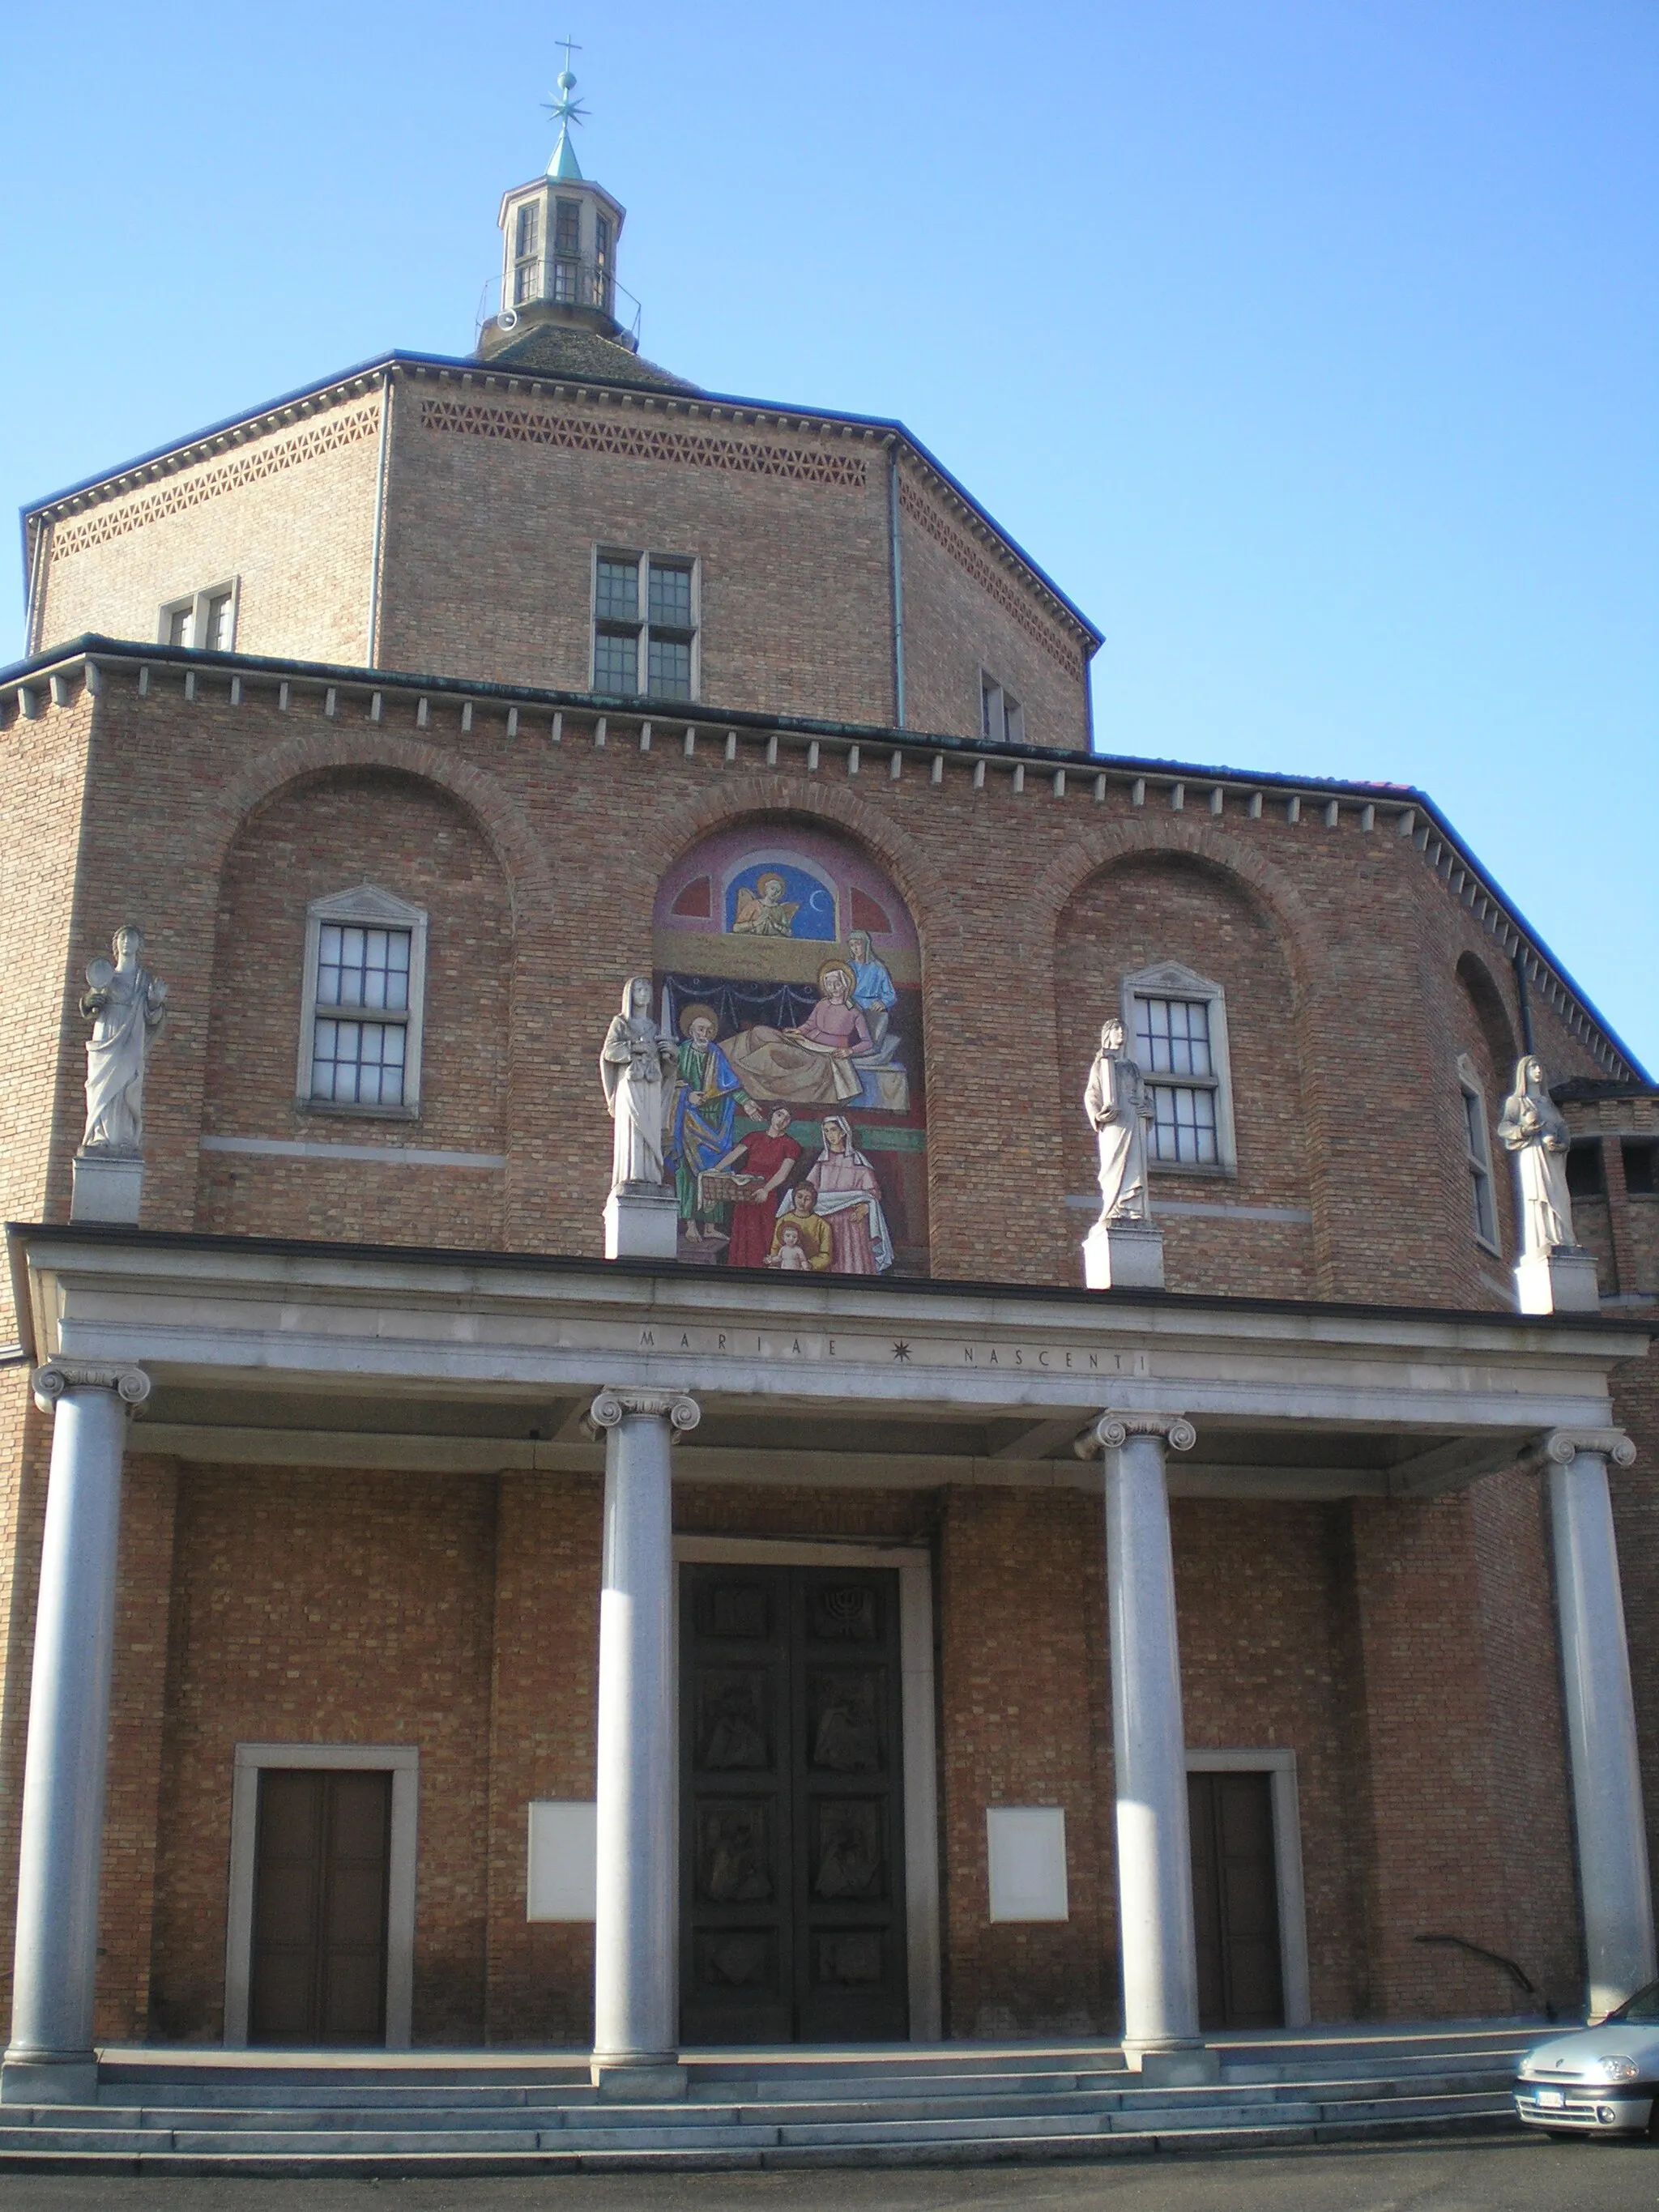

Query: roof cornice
19,350,1103,654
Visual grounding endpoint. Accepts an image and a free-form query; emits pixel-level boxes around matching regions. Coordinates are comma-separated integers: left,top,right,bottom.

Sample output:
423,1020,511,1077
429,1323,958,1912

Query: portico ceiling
10,1225,1648,1503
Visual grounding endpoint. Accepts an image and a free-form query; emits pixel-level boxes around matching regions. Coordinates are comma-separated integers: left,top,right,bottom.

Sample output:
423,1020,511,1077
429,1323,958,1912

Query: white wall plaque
527,1800,598,1921
985,1805,1069,1922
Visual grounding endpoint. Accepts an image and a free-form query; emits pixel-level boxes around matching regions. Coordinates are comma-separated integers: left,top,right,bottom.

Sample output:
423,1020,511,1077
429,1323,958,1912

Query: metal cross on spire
544,34,589,180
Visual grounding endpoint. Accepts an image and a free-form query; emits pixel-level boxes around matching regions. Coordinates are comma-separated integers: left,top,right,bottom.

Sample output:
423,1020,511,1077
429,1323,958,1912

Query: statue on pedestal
599,976,679,1191
79,925,168,1156
1498,1055,1579,1257
1085,1016,1154,1225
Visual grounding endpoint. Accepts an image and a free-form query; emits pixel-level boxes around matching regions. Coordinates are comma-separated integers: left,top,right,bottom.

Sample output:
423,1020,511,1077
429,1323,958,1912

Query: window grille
1457,1056,1499,1252
296,888,428,1116
1122,965,1238,1174
593,549,697,701
980,671,1025,745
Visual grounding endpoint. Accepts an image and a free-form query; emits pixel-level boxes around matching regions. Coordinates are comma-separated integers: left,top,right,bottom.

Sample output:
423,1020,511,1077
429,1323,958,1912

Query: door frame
1184,1747,1310,2027
224,1742,420,2048
675,1537,942,2040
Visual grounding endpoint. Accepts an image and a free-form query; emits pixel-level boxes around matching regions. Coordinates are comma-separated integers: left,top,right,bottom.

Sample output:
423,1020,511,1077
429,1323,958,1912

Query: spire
545,36,587,180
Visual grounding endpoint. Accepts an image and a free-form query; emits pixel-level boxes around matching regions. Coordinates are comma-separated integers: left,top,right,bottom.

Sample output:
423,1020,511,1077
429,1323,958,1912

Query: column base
1,2053,99,2105
1083,1219,1166,1290
591,2056,689,2100
1515,1249,1600,1315
604,1187,680,1262
70,1153,143,1225
1122,2040,1218,2085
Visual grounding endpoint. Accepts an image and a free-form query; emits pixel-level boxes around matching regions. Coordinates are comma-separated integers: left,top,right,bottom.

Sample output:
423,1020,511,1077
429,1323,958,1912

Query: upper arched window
652,826,927,1275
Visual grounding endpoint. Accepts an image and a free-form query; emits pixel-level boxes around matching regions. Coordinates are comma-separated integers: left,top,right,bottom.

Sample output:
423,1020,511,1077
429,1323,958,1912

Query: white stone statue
79,925,168,1156
1086,1016,1154,1224
599,976,679,1191
1498,1055,1578,1256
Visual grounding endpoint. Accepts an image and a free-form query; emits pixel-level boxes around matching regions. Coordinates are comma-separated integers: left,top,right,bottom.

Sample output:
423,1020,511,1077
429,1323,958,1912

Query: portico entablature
10,1225,1646,1502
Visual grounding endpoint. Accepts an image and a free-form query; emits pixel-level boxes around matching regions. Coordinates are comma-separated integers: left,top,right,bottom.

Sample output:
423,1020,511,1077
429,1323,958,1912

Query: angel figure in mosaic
731,872,799,936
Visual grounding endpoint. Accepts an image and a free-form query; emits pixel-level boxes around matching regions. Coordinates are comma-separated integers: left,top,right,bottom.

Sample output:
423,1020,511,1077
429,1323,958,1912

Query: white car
1514,1985,1659,2137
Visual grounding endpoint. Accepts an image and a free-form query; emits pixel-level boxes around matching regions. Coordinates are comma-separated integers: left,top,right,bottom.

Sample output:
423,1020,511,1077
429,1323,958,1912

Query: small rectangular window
648,560,693,629
514,201,539,259
980,671,1024,745
1624,1140,1657,1199
596,559,639,624
593,549,697,701
1457,1059,1499,1252
299,890,426,1115
160,582,237,652
1567,1140,1606,1200
554,198,582,255
1135,997,1222,1164
593,629,640,693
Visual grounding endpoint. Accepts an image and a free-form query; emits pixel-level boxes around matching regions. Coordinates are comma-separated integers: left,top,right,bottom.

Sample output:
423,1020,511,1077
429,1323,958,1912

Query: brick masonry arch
640,774,955,950
205,728,556,933
1033,816,1326,1010
1034,814,1342,1294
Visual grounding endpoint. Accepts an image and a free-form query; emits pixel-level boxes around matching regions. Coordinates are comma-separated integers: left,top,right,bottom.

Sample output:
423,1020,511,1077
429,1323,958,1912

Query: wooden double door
1188,1769,1284,2030
248,1769,393,2045
680,1563,909,2044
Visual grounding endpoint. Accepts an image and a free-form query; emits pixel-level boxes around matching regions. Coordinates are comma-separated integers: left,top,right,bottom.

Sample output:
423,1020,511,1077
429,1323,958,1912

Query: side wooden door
1188,1770,1284,2030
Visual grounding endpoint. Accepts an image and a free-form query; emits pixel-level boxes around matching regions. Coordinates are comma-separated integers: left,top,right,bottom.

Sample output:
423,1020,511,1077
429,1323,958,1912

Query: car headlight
1597,2056,1640,2082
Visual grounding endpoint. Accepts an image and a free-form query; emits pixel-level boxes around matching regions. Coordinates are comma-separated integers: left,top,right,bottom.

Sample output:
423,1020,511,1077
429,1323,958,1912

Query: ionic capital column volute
1537,1426,1636,1469
31,1362,150,1417
588,1388,701,1439
1074,1410,1197,1459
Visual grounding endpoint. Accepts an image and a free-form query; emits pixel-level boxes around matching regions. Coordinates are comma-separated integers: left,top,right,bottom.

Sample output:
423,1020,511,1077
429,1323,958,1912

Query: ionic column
587,1387,699,2098
1094,1411,1215,2077
1543,1426,1657,2018
2,1360,150,2106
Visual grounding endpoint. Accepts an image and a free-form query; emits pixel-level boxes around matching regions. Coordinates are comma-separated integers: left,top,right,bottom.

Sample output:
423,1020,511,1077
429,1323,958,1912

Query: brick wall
147,1466,495,2044
28,368,1096,748
37,390,382,669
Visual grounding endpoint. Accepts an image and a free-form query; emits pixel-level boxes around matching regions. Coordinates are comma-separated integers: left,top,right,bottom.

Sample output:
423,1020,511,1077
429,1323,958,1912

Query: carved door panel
248,1769,392,2046
680,1564,908,2044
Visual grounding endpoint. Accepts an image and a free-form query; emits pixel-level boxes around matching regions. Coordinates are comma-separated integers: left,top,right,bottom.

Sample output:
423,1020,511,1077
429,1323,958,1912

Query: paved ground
0,2137,1654,2212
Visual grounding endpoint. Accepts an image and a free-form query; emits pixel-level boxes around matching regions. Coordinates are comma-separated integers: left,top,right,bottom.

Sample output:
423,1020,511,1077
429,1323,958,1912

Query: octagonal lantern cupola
478,56,633,359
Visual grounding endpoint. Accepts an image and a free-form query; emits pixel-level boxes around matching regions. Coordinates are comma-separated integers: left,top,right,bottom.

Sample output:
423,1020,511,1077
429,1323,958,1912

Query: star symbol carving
891,1340,912,1362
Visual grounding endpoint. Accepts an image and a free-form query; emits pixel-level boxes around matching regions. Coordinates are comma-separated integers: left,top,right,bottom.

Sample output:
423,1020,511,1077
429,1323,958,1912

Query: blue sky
2,2,1654,1064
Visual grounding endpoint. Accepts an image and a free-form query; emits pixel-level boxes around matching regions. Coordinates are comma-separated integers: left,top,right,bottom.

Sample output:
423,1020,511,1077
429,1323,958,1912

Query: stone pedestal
2,1360,149,2106
1514,1248,1600,1315
586,1387,700,2096
1083,1219,1165,1291
1544,1426,1657,2018
1096,1411,1205,2069
603,1186,680,1262
69,1153,143,1225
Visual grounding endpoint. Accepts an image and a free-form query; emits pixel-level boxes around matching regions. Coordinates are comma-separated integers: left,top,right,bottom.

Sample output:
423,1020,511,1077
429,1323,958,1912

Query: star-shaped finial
543,36,590,179
891,1340,912,1363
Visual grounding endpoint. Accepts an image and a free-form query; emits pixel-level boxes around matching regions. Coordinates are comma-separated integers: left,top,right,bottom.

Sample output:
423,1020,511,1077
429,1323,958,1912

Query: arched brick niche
196,766,513,1247
652,819,928,1276
1055,850,1314,1298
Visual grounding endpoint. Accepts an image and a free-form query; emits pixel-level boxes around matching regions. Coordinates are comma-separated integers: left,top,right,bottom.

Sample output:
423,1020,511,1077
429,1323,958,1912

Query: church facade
0,102,1656,2099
